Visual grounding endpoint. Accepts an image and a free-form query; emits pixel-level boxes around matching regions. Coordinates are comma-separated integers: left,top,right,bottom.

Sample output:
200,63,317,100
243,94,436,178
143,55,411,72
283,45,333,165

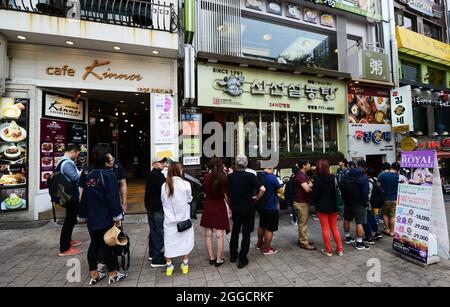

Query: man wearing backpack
363,168,383,245
285,166,299,225
378,162,401,237
336,159,349,185
58,144,82,257
340,160,370,251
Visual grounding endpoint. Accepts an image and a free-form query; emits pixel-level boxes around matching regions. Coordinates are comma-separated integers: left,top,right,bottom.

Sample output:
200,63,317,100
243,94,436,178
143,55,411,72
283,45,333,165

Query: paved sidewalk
0,202,450,287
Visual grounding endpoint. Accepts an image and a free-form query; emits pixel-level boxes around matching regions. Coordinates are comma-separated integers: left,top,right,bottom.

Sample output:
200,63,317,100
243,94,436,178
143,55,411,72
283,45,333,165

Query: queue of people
54,148,404,284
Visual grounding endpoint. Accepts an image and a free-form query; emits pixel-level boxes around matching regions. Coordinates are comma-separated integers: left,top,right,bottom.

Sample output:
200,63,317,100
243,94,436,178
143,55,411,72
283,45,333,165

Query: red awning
437,151,450,158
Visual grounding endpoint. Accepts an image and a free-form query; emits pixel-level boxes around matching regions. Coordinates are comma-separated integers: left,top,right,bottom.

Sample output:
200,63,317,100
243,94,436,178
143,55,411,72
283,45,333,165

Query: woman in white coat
161,162,194,276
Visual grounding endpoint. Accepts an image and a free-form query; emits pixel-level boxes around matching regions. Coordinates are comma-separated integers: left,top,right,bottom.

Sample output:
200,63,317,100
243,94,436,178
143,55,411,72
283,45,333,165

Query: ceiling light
140,130,143,134
263,34,272,41
135,93,139,96
354,81,360,84
130,124,134,127
17,35,26,40
120,100,124,103
115,112,119,116
100,118,104,123
125,119,129,123
80,90,87,94
123,130,127,133
152,50,159,55
141,101,145,105
66,41,74,45
113,46,121,50
122,112,126,116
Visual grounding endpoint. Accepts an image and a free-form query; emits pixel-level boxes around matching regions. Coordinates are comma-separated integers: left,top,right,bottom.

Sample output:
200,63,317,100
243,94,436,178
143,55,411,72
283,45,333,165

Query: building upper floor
194,0,393,84
0,0,180,57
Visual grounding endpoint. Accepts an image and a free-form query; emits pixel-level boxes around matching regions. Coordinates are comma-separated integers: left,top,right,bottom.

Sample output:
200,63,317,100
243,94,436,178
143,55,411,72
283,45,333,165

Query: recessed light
17,35,26,40
354,81,360,84
152,50,159,55
120,100,124,103
113,46,121,50
141,101,145,105
123,130,127,133
122,112,126,116
145,108,149,111
80,90,87,94
263,34,272,41
115,112,119,116
66,41,74,45
100,118,104,123
135,93,139,96
125,119,129,123
130,124,134,127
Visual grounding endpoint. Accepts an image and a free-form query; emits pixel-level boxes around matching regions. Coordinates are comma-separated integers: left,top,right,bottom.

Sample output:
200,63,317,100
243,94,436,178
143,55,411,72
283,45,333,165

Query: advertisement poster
391,86,414,133
153,94,175,144
348,86,391,125
394,150,449,264
43,92,85,122
40,119,87,190
0,97,29,212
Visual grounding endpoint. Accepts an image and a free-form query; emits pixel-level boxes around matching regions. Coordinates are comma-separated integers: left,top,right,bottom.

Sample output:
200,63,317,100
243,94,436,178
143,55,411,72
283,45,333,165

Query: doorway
366,155,384,175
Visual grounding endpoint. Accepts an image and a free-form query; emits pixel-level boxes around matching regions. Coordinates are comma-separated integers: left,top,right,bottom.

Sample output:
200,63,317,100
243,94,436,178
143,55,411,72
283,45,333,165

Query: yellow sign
400,137,418,151
396,26,450,65
393,125,411,134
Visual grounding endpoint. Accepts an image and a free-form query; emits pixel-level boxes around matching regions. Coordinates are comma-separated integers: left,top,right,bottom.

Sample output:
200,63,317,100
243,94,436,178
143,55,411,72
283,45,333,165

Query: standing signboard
394,150,450,264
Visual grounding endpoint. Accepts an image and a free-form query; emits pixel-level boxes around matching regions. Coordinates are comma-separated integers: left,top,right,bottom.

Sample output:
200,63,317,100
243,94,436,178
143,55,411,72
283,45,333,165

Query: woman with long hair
161,163,194,276
311,159,343,257
78,145,127,285
200,157,230,267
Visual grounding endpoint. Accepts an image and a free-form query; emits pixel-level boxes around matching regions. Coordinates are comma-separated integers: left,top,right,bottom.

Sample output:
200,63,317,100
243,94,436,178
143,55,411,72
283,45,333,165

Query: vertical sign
391,85,414,133
394,150,449,264
362,50,389,82
181,108,202,166
0,35,6,95
152,94,175,160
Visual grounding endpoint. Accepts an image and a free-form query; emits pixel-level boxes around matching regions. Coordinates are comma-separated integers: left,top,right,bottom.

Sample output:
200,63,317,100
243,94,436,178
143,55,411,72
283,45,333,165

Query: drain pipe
388,0,400,88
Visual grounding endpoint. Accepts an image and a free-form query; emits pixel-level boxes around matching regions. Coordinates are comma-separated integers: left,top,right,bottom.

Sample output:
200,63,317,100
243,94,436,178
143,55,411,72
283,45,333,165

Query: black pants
88,227,118,272
59,200,79,252
230,210,255,262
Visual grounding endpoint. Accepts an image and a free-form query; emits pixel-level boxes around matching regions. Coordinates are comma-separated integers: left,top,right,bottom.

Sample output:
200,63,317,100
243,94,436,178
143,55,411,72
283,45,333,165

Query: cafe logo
216,75,245,96
354,129,392,144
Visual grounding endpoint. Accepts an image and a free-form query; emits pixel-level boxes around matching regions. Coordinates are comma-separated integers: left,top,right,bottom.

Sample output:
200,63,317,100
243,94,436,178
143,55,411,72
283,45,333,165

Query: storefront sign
348,124,395,156
442,138,450,151
395,151,449,264
305,0,381,20
43,92,85,122
198,63,346,115
398,0,434,17
154,144,174,159
400,137,418,151
413,93,450,107
362,50,389,82
418,140,441,150
348,86,391,124
183,156,201,166
391,85,414,133
153,94,175,144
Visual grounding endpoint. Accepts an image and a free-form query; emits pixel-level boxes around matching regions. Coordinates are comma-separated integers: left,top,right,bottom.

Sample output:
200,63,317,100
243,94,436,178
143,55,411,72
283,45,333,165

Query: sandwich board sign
393,150,449,265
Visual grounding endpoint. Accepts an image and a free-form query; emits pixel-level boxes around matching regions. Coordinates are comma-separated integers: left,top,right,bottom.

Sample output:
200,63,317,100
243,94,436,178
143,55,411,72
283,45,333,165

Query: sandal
89,271,107,286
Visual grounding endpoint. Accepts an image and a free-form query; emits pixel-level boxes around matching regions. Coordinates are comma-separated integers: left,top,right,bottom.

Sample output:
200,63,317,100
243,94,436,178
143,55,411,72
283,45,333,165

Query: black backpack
370,178,385,209
255,172,268,210
47,159,78,207
284,175,296,204
340,175,364,208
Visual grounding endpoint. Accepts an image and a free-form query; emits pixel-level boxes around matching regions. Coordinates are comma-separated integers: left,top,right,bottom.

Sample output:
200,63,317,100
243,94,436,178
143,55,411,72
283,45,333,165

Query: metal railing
0,0,178,32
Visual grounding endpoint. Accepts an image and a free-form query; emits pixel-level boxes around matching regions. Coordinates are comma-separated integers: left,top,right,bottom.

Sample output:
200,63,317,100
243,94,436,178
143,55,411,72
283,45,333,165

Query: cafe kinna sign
197,63,346,115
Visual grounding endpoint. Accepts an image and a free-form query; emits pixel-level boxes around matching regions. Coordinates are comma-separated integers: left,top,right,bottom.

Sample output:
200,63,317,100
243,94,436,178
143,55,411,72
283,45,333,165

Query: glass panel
301,113,312,152
423,22,441,41
260,111,274,154
427,68,445,87
289,113,300,152
243,111,260,158
324,116,338,152
313,115,323,152
401,61,420,82
435,108,450,135
241,17,338,70
413,106,428,136
275,112,288,154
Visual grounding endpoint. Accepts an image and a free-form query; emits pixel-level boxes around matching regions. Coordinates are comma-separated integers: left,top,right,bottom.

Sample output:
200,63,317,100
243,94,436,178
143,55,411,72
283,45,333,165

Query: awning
437,151,450,158
396,26,450,67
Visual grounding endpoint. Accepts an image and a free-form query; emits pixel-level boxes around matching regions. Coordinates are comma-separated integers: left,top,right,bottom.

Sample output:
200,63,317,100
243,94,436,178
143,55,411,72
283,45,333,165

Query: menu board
348,86,391,125
0,98,29,212
40,119,87,190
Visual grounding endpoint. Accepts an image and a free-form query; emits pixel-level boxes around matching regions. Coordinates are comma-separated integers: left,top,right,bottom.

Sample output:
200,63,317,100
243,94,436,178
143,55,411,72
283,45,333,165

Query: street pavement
0,198,450,287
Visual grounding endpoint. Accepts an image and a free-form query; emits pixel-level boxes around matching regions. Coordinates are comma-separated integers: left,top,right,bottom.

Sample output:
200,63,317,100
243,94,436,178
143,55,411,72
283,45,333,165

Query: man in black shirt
106,154,128,212
228,156,265,269
145,157,167,267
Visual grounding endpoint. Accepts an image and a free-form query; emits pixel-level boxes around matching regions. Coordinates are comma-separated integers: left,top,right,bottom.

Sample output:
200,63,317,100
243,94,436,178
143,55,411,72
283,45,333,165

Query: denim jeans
363,209,379,239
147,210,165,264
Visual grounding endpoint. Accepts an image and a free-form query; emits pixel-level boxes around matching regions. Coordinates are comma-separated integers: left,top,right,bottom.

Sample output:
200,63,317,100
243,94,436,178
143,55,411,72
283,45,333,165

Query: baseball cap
152,157,168,164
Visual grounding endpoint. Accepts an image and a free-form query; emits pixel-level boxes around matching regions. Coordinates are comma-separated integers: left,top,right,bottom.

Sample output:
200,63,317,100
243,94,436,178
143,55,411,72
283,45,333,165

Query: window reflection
301,113,312,152
289,113,300,152
242,17,338,70
275,112,288,153
313,115,323,152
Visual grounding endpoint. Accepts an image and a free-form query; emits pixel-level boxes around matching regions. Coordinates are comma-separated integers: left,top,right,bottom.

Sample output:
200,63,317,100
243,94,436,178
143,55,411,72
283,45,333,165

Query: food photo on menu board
267,0,282,15
0,98,29,211
286,2,301,19
348,88,391,125
245,0,263,10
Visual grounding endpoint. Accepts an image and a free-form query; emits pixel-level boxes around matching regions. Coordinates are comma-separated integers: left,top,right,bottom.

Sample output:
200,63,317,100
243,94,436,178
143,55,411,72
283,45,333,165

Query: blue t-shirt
262,172,282,211
378,172,400,201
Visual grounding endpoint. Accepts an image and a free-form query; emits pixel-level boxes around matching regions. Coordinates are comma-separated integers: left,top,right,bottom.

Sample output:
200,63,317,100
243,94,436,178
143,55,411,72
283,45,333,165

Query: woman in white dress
161,162,194,276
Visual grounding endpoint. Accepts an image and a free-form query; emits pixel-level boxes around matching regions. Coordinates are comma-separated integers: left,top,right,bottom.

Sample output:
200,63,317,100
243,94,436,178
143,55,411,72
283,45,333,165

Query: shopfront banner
394,150,450,264
391,85,414,133
348,124,395,156
362,50,389,82
153,94,175,144
198,63,346,115
43,92,85,122
348,86,391,124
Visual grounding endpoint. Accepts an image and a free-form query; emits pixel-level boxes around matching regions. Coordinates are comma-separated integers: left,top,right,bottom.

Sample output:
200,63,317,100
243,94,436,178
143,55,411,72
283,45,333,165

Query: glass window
435,108,450,135
275,112,288,154
423,22,441,41
260,111,274,154
401,61,420,82
402,13,417,32
241,17,338,70
301,113,312,152
427,68,445,87
243,111,260,158
313,115,324,152
289,113,300,152
324,116,338,152
413,106,428,136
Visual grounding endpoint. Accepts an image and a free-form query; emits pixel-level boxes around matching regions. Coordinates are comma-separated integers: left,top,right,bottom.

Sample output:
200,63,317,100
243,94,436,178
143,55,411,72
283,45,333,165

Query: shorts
344,206,367,225
383,201,397,218
259,210,279,232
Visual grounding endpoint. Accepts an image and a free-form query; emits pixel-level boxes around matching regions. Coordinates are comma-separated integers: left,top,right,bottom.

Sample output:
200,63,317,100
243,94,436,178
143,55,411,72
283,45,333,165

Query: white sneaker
108,272,127,285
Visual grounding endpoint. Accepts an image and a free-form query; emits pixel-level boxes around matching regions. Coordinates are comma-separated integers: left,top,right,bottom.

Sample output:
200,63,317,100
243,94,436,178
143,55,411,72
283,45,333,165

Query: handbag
335,178,345,216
